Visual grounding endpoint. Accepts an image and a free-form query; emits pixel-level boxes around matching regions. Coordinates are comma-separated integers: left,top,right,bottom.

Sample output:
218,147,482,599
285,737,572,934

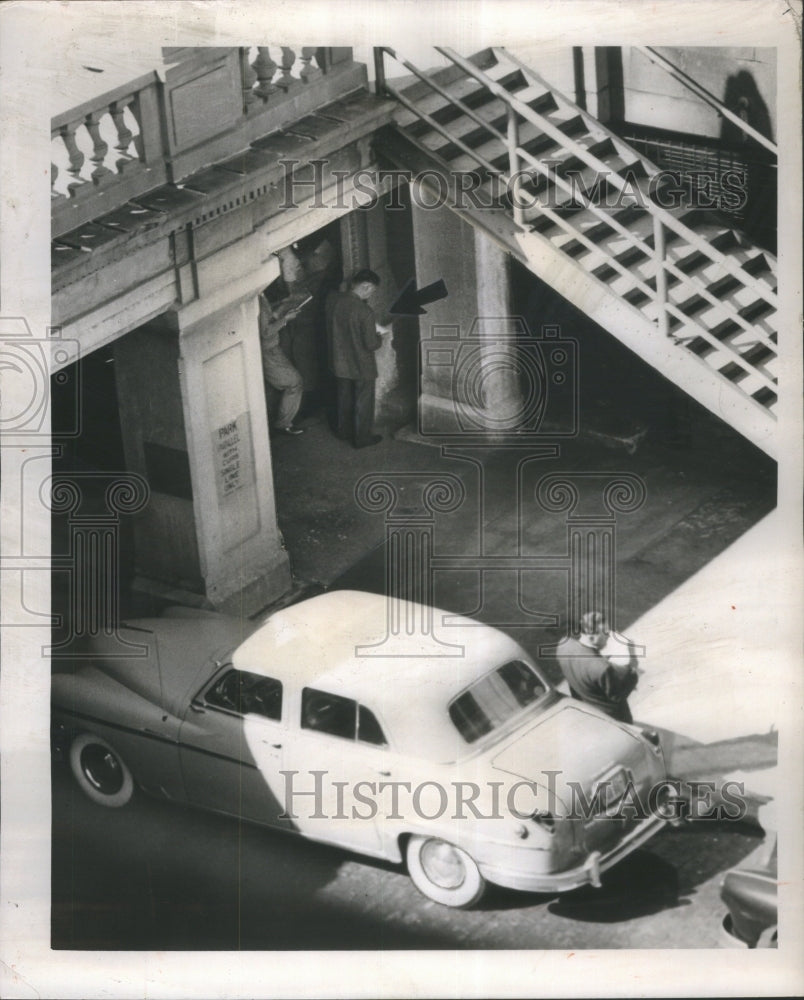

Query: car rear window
448,660,547,743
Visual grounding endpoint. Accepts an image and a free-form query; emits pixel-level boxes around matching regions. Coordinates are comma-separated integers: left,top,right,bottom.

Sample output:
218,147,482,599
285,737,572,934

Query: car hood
78,614,255,718
491,701,658,804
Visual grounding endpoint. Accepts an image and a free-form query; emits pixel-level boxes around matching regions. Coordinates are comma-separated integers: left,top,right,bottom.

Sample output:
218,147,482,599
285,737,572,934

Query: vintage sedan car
52,590,671,907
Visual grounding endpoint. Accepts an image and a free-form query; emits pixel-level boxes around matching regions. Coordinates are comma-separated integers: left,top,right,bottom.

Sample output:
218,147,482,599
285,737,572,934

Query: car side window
301,689,388,746
357,704,387,746
205,669,283,722
302,688,356,739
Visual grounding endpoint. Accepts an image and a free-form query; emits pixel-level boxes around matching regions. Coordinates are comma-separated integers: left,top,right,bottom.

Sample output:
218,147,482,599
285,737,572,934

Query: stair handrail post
438,46,777,311
506,104,525,227
374,47,387,97
653,214,669,338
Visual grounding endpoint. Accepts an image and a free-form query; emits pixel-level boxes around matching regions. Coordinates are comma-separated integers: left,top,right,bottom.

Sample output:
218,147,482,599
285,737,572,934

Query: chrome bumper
478,814,667,894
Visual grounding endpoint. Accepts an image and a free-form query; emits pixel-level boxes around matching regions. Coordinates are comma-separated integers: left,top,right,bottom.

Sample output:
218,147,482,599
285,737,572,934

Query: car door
178,666,292,829
280,686,388,855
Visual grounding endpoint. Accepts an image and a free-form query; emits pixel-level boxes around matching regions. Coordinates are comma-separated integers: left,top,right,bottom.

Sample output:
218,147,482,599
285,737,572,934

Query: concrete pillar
174,293,290,613
413,201,525,438
579,47,625,124
115,286,291,615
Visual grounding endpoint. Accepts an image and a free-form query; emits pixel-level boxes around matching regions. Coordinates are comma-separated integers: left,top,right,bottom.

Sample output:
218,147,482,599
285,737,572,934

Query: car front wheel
406,835,486,908
69,733,134,808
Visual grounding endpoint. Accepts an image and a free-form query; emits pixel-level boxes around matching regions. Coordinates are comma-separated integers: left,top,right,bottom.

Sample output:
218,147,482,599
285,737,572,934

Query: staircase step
400,69,530,134
424,91,559,158
751,386,778,411
387,49,778,455
718,344,777,385
445,112,589,174
417,89,558,151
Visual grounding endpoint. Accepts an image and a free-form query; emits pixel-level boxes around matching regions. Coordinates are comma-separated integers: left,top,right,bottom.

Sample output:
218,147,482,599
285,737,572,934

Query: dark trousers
336,377,376,447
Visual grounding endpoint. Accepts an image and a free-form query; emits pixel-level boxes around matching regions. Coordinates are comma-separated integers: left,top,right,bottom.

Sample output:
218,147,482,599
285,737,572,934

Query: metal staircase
375,47,778,458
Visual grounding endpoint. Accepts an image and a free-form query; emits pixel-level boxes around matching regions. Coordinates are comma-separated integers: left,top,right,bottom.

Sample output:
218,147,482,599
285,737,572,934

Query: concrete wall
622,47,776,141
114,322,203,591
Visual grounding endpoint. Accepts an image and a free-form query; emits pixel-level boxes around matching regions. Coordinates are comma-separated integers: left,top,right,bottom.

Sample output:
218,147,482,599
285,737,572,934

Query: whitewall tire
69,733,134,808
406,835,486,908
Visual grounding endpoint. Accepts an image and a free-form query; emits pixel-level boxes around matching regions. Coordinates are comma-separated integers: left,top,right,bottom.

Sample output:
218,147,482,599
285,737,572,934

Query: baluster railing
252,47,278,101
109,97,137,171
242,51,258,110
300,47,323,82
85,110,113,185
58,123,86,195
277,47,296,91
52,48,353,238
53,99,143,199
243,45,327,109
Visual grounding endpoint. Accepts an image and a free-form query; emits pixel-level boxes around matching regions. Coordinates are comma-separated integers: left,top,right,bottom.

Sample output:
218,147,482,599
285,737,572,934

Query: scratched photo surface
1,2,802,998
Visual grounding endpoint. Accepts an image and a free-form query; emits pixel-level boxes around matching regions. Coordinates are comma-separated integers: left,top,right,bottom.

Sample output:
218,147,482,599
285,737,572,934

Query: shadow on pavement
51,762,456,951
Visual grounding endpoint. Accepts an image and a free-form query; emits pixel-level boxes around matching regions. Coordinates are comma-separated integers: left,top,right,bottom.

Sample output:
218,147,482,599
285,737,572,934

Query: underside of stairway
375,46,778,459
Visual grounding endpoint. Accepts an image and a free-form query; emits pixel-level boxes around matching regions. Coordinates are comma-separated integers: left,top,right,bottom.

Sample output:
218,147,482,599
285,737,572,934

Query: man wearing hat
556,611,641,724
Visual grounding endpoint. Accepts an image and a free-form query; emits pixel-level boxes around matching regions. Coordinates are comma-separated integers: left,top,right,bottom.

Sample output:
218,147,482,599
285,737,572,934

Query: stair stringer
512,226,777,457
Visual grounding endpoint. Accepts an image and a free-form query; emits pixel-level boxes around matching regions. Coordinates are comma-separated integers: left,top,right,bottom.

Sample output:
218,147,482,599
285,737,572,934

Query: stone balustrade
242,46,325,108
52,47,363,240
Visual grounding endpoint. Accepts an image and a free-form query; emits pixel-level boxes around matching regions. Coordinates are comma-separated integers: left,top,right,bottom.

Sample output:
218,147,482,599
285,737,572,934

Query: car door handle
263,741,282,749
377,770,391,776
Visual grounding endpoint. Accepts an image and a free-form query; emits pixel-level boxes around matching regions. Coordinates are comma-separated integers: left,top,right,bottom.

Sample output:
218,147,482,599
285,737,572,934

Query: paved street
51,759,766,950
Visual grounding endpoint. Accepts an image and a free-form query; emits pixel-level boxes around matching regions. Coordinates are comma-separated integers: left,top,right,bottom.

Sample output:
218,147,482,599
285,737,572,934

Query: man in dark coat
557,611,640,724
326,269,391,448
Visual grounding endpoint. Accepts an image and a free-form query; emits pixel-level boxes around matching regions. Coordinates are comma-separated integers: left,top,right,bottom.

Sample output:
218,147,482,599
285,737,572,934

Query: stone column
413,201,526,438
114,261,291,614
172,292,291,613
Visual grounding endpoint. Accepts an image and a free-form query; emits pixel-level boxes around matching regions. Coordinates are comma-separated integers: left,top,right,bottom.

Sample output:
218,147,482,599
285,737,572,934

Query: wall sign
212,411,255,502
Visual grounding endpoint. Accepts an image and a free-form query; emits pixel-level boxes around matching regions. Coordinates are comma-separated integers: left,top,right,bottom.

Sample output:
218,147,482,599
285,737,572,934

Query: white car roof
232,590,537,761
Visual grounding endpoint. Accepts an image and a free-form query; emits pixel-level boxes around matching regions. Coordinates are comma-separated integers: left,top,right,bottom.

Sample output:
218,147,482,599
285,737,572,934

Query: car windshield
448,659,548,743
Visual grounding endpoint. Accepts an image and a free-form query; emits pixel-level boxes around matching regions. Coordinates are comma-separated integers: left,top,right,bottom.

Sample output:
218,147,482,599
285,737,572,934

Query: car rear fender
52,668,186,800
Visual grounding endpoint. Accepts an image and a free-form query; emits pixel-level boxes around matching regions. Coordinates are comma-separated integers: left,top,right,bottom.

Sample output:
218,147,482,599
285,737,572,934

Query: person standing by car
556,611,640,723
326,269,392,449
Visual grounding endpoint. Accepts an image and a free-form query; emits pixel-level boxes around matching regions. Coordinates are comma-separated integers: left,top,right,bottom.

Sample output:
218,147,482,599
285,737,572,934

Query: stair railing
378,47,776,391
441,46,777,313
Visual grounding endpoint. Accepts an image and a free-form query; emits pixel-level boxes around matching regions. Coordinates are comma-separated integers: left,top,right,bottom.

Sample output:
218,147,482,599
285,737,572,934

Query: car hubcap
80,744,124,795
420,840,467,890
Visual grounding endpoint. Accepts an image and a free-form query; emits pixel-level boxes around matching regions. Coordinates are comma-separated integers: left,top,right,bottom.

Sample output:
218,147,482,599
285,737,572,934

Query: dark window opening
205,669,283,721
